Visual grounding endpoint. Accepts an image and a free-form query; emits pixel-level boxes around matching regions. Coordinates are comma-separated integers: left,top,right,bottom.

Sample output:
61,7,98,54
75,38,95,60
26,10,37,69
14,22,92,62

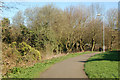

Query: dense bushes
2,4,119,55
2,42,41,75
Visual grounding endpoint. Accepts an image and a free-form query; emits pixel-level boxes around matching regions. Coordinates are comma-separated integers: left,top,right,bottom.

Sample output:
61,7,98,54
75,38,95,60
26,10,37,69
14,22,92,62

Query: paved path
40,52,100,78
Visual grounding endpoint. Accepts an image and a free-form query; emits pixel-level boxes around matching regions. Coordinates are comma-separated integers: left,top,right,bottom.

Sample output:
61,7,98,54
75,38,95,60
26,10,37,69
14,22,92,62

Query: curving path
40,52,100,78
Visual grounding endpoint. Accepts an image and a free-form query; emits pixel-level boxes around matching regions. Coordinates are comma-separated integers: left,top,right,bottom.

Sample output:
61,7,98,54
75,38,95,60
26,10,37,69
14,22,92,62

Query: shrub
9,42,17,48
9,67,21,74
17,42,41,61
18,42,31,56
30,48,41,61
2,42,41,76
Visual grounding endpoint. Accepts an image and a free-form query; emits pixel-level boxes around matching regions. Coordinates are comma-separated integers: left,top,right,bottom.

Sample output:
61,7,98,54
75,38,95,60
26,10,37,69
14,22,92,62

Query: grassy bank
4,51,93,78
85,51,120,78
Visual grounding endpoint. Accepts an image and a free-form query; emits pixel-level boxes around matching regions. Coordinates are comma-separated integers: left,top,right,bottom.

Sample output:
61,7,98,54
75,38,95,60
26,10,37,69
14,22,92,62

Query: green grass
4,51,93,78
85,51,120,78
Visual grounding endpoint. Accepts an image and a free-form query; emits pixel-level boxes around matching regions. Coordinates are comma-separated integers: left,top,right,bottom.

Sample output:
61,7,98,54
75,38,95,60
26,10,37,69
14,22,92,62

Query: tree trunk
66,41,69,53
69,42,75,52
52,48,54,54
57,45,59,54
110,41,112,50
81,46,84,52
91,38,95,51
91,43,95,51
80,39,84,52
60,46,61,54
76,42,79,51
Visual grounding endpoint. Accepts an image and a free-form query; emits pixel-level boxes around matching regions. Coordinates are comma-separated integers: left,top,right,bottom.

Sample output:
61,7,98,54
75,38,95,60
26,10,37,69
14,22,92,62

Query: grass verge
85,51,120,78
3,51,93,78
